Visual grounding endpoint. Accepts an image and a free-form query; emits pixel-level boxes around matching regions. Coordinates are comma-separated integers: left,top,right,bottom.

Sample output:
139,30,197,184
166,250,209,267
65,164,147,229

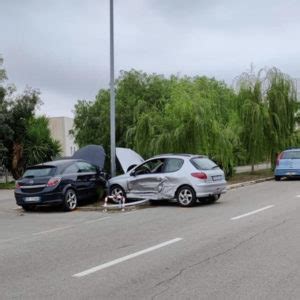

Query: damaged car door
127,158,166,199
156,157,185,199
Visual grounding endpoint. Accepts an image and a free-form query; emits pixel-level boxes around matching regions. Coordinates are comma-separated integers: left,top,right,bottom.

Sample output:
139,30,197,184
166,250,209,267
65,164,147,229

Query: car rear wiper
211,166,219,169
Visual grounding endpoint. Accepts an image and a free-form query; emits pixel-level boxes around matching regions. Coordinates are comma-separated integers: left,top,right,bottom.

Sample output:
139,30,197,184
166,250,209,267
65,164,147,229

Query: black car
15,158,107,211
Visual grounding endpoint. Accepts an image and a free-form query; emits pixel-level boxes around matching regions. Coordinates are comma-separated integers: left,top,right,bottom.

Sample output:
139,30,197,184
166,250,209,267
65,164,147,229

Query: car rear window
282,151,300,159
190,157,218,170
23,167,55,178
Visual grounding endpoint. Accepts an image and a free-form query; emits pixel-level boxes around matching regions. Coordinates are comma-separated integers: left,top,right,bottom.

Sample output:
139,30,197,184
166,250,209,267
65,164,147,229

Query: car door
62,162,84,198
157,158,185,199
127,158,165,199
75,161,97,199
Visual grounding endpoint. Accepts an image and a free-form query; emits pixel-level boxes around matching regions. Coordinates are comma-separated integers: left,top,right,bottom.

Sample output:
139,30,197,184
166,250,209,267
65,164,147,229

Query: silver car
109,149,227,207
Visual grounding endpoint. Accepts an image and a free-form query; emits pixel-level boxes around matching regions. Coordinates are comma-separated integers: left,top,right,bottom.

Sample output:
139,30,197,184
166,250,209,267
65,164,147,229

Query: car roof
151,153,207,159
28,159,86,168
283,148,300,152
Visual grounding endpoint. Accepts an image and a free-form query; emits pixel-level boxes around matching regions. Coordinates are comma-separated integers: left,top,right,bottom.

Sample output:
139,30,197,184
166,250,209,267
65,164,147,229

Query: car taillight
47,177,61,187
191,172,207,180
276,152,283,166
15,182,20,189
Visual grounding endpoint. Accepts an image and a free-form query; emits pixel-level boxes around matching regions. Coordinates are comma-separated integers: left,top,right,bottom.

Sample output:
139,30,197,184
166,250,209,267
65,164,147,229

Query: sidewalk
235,162,271,174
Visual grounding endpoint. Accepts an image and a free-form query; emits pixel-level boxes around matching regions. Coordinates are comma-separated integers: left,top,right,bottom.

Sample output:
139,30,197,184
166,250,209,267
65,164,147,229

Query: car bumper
15,190,64,206
193,182,227,198
274,169,300,177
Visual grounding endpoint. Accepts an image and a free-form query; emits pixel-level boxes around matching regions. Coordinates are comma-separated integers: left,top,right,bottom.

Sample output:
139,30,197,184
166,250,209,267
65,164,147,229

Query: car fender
62,183,76,195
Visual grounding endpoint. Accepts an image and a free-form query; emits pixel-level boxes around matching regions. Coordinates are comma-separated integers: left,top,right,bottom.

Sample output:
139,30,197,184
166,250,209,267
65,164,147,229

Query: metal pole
110,0,116,177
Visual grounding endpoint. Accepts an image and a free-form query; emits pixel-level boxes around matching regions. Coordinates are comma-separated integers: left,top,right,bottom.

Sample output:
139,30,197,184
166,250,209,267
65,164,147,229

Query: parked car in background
109,152,227,207
275,148,300,181
15,145,107,211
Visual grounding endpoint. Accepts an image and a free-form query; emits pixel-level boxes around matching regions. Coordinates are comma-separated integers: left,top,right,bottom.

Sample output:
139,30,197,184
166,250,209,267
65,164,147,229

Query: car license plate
212,175,222,181
286,172,296,176
24,196,40,202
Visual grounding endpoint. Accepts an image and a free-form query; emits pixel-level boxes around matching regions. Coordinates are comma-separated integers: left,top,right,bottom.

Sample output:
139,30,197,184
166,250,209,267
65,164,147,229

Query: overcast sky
0,0,299,117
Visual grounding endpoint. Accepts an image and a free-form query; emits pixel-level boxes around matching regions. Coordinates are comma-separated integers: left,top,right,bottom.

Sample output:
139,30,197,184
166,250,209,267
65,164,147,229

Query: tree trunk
11,143,24,179
5,167,8,183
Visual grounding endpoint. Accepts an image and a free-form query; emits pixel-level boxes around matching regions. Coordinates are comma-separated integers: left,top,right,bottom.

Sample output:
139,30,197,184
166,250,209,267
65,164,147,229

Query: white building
48,117,77,157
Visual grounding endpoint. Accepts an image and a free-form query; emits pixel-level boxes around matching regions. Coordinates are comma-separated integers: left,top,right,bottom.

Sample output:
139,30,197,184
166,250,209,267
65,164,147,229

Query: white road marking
296,195,300,198
0,237,19,244
84,217,111,224
32,225,74,235
231,205,274,220
73,237,183,278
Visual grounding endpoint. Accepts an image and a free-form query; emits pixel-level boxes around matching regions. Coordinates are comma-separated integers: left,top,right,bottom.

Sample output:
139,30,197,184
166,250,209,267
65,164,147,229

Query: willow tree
266,68,298,168
237,70,269,172
132,76,238,176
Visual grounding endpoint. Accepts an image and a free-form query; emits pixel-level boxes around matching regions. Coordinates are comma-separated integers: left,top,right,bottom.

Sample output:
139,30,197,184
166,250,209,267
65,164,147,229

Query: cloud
0,0,299,117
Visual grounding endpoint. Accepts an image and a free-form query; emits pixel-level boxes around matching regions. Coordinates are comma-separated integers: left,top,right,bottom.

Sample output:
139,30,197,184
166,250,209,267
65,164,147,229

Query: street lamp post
110,0,116,177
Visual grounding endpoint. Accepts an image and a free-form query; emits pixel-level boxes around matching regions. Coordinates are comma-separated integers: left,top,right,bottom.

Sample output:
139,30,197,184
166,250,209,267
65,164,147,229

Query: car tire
63,189,77,211
199,194,220,204
176,185,196,207
21,204,35,211
110,185,126,204
275,176,281,181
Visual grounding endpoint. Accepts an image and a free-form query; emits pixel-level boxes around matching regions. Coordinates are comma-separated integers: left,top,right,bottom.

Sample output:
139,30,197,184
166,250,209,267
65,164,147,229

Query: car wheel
275,176,281,181
110,185,126,204
176,186,196,207
21,204,35,211
199,194,220,204
63,189,77,211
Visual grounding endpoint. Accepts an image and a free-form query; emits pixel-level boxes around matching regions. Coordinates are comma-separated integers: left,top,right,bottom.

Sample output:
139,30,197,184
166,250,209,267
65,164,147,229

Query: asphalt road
0,180,299,300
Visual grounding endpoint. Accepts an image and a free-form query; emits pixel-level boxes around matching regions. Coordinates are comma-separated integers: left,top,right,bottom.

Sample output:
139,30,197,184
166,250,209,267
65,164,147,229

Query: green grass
228,169,273,184
0,182,15,189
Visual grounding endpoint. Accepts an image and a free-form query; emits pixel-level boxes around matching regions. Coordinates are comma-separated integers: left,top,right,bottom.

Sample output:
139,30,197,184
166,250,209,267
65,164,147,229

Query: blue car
275,148,300,181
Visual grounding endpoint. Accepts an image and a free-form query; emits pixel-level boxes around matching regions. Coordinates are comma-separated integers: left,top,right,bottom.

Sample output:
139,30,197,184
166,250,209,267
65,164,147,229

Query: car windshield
282,151,300,159
23,167,55,178
191,157,218,170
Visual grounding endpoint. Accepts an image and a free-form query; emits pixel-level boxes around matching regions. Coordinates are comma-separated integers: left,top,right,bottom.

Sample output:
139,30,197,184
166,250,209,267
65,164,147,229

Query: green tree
0,56,61,178
72,66,298,177
266,68,299,168
0,57,11,167
237,71,269,172
72,71,238,176
24,116,61,167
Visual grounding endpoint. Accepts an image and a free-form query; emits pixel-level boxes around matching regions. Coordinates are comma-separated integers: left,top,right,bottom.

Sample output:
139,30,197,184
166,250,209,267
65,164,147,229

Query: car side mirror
130,170,136,177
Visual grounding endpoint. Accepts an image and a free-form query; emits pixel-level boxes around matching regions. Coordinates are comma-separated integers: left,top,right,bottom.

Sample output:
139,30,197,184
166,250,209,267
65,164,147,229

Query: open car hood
72,145,105,170
116,147,144,173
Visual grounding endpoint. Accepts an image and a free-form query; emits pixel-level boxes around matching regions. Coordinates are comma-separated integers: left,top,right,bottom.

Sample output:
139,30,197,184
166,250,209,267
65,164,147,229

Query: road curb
77,206,105,211
227,176,274,190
